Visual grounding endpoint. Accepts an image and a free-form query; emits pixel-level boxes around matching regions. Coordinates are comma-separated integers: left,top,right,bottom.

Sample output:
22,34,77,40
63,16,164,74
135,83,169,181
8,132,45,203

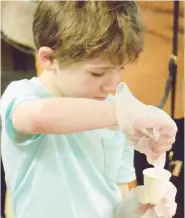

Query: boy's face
53,57,122,100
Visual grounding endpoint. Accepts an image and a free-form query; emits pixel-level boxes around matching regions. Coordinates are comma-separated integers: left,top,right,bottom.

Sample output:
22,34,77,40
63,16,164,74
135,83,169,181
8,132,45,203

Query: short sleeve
1,82,43,145
6,96,41,143
116,139,136,184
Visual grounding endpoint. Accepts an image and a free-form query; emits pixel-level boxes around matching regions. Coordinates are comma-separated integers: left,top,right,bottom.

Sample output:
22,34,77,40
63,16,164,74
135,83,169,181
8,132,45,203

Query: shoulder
1,77,49,110
2,77,48,99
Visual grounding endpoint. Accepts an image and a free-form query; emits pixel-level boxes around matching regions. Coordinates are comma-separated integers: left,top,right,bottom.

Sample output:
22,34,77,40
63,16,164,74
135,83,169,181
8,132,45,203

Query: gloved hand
115,83,177,166
116,182,177,218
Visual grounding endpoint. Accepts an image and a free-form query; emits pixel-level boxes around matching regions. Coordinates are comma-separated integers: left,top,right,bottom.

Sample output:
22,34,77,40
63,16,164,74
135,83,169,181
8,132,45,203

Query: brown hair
33,1,144,68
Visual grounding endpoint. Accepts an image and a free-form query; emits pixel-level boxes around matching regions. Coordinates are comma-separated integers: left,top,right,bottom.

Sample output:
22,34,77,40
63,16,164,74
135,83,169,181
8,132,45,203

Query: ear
38,47,54,71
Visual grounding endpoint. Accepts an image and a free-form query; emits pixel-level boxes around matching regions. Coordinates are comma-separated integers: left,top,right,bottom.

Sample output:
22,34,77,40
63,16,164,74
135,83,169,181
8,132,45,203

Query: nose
102,73,121,94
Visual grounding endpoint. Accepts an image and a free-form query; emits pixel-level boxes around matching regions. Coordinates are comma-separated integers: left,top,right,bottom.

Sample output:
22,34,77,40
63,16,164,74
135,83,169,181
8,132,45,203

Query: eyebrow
87,64,124,72
89,66,123,71
95,66,124,71
89,66,113,70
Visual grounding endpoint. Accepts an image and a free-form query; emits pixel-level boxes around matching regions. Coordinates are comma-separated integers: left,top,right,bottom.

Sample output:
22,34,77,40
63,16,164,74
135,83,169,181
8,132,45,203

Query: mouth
94,97,107,100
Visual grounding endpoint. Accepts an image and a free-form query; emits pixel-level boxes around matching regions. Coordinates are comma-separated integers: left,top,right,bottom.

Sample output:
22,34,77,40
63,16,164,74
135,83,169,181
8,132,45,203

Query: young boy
0,1,177,218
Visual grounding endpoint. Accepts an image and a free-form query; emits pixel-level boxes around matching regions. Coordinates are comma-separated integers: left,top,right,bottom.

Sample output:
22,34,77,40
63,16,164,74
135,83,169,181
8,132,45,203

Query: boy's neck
38,70,64,97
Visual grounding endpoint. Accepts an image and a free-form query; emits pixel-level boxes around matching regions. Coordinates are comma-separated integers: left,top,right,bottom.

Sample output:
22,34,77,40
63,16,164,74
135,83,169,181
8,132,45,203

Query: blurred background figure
1,1,184,218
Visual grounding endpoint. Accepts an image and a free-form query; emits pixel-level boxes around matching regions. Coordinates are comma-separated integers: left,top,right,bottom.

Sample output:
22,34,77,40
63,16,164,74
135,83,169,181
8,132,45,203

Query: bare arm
12,97,118,135
118,183,130,198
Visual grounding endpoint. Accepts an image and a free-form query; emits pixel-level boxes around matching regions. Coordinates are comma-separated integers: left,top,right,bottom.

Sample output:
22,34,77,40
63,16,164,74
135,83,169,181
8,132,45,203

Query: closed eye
91,72,105,77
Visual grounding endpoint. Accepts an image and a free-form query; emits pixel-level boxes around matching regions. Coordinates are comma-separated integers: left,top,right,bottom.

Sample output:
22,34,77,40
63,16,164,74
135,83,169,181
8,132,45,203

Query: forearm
13,97,118,135
117,183,130,198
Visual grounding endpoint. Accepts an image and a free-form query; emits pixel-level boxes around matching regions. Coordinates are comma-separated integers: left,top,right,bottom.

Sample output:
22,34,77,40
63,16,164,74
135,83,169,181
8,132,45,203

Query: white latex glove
116,182,177,218
116,83,177,166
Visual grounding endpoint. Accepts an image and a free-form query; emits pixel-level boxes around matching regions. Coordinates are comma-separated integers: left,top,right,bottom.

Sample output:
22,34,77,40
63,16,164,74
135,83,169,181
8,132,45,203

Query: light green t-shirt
0,77,136,218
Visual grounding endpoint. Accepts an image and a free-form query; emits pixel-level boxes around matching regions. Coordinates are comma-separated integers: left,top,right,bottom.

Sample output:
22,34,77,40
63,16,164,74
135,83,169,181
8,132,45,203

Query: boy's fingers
136,186,150,205
151,144,171,154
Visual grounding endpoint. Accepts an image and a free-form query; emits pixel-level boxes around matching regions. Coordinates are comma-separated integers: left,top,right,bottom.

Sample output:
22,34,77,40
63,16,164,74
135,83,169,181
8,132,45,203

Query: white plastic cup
143,168,171,204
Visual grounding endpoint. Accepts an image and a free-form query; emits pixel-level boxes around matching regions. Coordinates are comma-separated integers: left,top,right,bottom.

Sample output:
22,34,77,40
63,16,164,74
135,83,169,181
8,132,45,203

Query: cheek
82,77,102,94
65,77,93,97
